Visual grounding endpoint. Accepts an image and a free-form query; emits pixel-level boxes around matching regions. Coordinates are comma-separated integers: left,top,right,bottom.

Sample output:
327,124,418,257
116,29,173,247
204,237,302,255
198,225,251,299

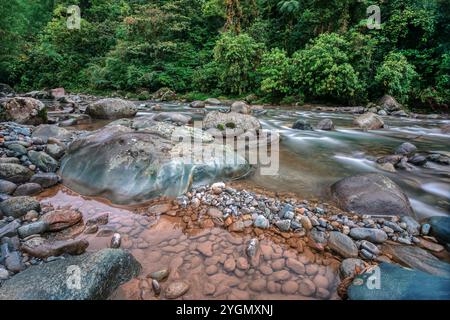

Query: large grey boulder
86,98,137,119
0,249,141,300
60,125,250,204
0,163,33,183
0,97,47,125
330,173,414,217
353,112,384,130
0,196,41,218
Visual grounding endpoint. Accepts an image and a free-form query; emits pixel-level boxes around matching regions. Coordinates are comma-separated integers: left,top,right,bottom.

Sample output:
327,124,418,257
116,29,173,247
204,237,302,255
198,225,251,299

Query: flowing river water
41,101,449,300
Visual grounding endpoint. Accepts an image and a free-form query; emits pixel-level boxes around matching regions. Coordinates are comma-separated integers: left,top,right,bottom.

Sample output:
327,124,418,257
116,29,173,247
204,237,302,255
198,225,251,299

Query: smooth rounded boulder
353,112,384,130
60,125,250,204
202,111,261,138
86,98,137,119
330,173,414,217
0,163,33,183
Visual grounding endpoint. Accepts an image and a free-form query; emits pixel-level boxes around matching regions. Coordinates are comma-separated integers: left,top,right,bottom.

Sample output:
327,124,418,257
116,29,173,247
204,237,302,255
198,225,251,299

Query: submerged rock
395,142,417,156
316,119,334,130
330,173,414,217
0,249,141,300
347,262,450,300
60,125,250,204
424,216,450,247
40,209,82,231
292,119,313,130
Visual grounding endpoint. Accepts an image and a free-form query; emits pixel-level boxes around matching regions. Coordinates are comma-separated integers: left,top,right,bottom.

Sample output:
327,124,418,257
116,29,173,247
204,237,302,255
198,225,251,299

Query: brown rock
281,281,299,294
272,270,290,282
228,220,245,232
286,258,305,274
299,279,316,296
236,257,249,270
224,257,236,272
86,212,109,226
40,209,82,231
197,241,213,257
148,203,172,215
165,281,190,299
21,238,89,259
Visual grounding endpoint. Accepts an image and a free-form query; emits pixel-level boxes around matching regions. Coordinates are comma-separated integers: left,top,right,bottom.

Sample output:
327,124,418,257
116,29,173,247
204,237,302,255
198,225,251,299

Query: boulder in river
205,98,221,105
0,248,141,300
316,119,334,130
59,125,250,204
30,172,61,188
394,142,417,156
347,262,450,300
28,150,58,173
230,101,251,114
189,100,205,108
202,111,261,134
0,83,15,97
86,98,137,119
292,119,313,130
0,97,47,125
377,95,402,112
330,173,414,217
353,112,384,130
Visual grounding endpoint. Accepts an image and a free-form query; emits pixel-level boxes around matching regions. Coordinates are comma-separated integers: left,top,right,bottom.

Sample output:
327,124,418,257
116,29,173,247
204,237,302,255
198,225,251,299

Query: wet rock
400,216,420,236
189,100,205,108
7,143,27,156
360,240,380,256
0,249,141,299
0,267,9,280
0,179,17,194
152,112,192,125
165,281,190,299
84,225,98,234
13,183,43,196
0,196,40,218
22,238,89,259
419,238,445,253
298,279,316,296
60,125,249,204
110,233,121,249
0,220,21,238
30,172,61,188
150,269,169,281
281,281,298,294
152,279,161,295
424,216,450,246
32,125,72,141
408,155,427,166
202,111,261,135
236,257,249,270
211,182,225,194
205,98,221,105
40,209,82,231
246,238,259,258
224,257,236,272
348,262,450,300
230,101,250,114
0,97,47,125
86,212,109,226
97,228,115,237
395,142,417,156
316,119,334,130
349,228,387,243
5,251,25,273
28,151,58,173
254,215,269,229
340,258,366,279
86,98,137,119
328,231,358,258
45,144,65,160
353,112,384,130
229,221,245,232
17,221,48,238
292,119,313,130
0,163,33,183
377,162,396,172
376,154,402,165
286,258,305,274
275,219,291,231
383,244,450,278
330,173,414,217
197,241,213,257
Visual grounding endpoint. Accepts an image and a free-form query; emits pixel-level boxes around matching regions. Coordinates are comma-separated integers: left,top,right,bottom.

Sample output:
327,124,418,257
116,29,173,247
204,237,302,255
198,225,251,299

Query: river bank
0,88,449,300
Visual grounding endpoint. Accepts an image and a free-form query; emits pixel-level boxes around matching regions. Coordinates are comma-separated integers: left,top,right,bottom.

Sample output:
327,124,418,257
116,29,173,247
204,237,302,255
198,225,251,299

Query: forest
1,0,449,109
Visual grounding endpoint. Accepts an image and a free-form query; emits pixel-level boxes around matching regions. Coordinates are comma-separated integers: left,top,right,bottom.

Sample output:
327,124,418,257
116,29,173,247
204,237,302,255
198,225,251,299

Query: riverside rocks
292,119,313,130
330,173,414,217
21,238,89,259
349,228,388,243
328,232,358,258
0,196,40,218
165,281,190,299
40,209,82,231
0,249,141,299
202,111,261,135
316,119,334,130
0,163,33,183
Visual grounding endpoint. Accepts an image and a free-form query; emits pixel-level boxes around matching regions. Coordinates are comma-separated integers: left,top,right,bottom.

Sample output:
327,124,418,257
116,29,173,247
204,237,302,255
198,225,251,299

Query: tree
375,52,417,104
258,48,290,100
213,32,263,95
291,33,362,104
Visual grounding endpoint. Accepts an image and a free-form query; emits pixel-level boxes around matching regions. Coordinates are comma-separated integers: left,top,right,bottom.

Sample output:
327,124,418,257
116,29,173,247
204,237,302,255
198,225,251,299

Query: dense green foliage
0,0,449,109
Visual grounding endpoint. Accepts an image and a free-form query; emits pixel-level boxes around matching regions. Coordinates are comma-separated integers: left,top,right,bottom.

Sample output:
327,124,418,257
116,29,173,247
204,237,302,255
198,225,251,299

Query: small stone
211,182,225,194
150,269,170,281
360,240,380,255
152,279,161,295
17,221,48,238
275,219,291,231
236,257,249,270
281,281,299,294
254,215,269,229
421,224,431,236
84,225,98,234
272,270,290,281
110,233,121,248
349,228,388,243
298,279,316,296
228,220,244,232
339,258,365,279
313,274,329,289
286,258,305,274
197,241,213,257
165,281,190,299
224,257,236,272
328,231,358,258
300,216,312,230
